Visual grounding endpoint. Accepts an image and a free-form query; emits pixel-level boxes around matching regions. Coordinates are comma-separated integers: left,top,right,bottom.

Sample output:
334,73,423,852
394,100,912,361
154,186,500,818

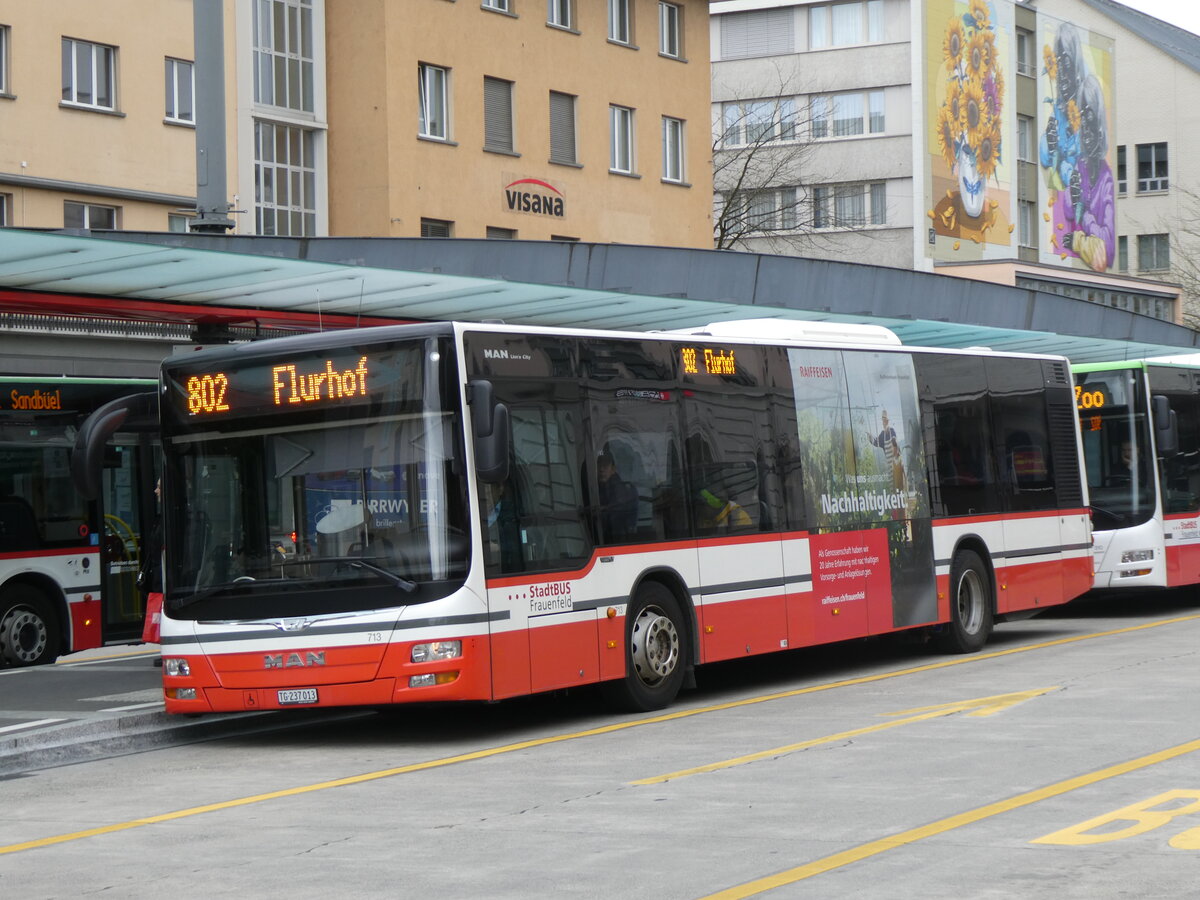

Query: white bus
110,321,1091,712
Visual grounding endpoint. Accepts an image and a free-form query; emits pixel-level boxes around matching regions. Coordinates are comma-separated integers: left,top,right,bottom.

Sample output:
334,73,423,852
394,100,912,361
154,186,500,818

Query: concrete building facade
0,0,713,247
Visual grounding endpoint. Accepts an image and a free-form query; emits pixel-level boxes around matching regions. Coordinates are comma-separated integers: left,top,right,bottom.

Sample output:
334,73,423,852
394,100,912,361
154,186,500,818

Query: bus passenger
597,452,638,542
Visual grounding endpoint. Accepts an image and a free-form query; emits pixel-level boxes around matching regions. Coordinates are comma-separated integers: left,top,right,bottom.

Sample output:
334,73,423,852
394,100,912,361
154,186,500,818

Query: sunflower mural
1039,19,1115,272
927,0,1011,253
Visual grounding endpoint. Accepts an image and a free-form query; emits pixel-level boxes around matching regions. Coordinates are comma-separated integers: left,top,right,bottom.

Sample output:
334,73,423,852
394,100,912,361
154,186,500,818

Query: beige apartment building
0,0,714,247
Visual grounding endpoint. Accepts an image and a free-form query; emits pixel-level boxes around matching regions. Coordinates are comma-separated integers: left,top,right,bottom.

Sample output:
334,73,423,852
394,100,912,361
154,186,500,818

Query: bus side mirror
467,380,510,484
1152,394,1179,458
71,391,158,500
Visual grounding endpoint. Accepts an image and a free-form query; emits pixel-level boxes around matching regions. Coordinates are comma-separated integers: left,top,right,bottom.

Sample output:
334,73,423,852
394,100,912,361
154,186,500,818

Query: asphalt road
2,590,1199,898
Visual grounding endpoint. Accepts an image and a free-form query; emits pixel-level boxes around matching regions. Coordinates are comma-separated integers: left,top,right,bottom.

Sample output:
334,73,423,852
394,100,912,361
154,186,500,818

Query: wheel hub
630,606,679,684
1,607,47,664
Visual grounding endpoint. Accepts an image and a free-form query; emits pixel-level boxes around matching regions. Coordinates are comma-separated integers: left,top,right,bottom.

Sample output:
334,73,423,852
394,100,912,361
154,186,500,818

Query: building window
421,218,453,237
722,98,796,147
726,188,799,232
168,213,192,233
165,58,194,124
608,0,632,44
810,1,883,50
1016,29,1035,77
1137,143,1167,192
1017,115,1034,163
719,9,794,59
548,0,573,30
0,25,9,95
550,234,579,241
483,0,510,11
254,120,317,236
483,76,514,153
1138,233,1170,271
61,38,115,110
610,105,634,174
0,193,9,226
662,116,684,183
1117,235,1128,272
1117,145,1126,194
64,201,117,229
252,0,315,113
812,91,884,138
487,226,516,239
659,3,681,58
813,182,886,228
549,91,577,164
419,63,449,139
1018,200,1036,248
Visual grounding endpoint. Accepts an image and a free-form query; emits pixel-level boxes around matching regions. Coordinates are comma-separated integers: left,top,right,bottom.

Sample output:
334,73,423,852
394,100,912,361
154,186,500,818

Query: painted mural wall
926,0,1013,260
1037,14,1116,272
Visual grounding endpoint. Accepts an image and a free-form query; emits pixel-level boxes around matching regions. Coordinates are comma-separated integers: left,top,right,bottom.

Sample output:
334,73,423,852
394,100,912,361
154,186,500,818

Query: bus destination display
681,346,737,377
177,354,373,418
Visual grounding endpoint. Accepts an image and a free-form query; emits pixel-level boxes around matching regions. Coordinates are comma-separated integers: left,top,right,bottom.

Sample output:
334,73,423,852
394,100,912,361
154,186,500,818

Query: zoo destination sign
502,176,565,218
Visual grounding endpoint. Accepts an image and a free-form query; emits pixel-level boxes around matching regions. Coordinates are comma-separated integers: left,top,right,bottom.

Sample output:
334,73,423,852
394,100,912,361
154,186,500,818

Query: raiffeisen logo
504,178,565,217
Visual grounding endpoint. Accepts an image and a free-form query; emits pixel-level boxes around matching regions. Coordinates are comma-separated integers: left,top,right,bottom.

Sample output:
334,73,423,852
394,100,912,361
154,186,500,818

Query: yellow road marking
634,688,1055,785
702,738,1200,899
2,613,1197,855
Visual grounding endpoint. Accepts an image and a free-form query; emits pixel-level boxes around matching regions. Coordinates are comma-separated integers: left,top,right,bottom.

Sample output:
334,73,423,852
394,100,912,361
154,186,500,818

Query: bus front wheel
0,585,60,667
936,550,993,654
603,582,687,712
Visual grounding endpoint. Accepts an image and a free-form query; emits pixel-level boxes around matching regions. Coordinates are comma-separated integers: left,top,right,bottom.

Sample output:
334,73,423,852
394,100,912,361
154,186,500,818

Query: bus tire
936,549,993,654
0,585,60,667
603,582,687,712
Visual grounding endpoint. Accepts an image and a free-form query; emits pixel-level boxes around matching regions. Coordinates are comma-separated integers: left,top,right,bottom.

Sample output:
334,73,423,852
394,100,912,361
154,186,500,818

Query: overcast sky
1111,0,1200,36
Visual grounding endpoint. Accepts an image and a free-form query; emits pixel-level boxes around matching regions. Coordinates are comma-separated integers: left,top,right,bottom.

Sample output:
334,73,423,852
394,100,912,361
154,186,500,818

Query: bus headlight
409,672,460,688
164,658,191,676
411,640,461,663
1120,549,1154,563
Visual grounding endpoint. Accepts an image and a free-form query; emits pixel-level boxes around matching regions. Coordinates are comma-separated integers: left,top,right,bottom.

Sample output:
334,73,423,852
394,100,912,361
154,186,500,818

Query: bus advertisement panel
143,322,1091,714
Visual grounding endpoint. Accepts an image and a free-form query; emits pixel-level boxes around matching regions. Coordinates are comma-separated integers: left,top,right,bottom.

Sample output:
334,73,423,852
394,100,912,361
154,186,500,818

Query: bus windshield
162,338,470,619
1076,368,1156,531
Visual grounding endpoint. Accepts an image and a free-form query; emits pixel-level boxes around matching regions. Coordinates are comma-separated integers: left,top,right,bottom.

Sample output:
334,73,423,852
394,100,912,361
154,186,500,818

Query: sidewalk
0,646,277,775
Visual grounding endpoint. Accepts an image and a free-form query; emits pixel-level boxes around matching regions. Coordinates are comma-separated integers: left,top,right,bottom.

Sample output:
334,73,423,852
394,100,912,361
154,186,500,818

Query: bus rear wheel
603,582,687,712
0,585,60,667
936,549,993,654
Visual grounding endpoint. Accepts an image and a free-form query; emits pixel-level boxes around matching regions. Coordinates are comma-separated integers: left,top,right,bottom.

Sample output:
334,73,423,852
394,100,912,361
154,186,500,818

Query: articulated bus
1071,359,1200,588
115,321,1091,713
0,376,158,666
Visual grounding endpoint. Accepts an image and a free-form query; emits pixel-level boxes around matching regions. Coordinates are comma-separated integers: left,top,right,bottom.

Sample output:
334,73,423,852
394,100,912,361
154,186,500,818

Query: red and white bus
0,376,158,666
1071,359,1200,588
128,320,1091,713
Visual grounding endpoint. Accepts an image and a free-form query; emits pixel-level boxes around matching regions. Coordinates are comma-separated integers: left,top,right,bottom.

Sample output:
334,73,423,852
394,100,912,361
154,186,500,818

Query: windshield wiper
170,578,265,611
276,555,418,593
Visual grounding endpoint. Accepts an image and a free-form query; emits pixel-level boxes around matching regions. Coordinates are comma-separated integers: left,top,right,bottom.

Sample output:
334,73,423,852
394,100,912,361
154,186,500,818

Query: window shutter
719,9,794,60
550,91,577,164
484,77,514,152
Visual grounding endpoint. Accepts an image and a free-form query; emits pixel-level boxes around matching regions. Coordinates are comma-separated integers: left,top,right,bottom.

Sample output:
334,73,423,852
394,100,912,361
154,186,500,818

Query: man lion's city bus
124,321,1091,713
0,376,157,666
1072,358,1200,589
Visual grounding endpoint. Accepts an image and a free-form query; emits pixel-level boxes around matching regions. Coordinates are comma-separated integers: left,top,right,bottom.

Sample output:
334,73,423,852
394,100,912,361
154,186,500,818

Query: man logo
264,651,326,669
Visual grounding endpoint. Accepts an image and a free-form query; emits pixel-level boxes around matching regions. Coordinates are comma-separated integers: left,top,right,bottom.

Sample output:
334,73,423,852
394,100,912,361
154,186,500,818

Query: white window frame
419,63,449,140
812,182,886,228
722,98,797,147
662,116,684,183
549,90,578,164
1136,143,1168,193
609,0,632,44
1016,29,1035,77
548,0,573,29
809,1,882,50
64,201,118,229
0,193,9,227
1117,145,1127,194
168,213,193,233
165,57,195,124
812,90,884,139
253,120,318,237
727,187,799,233
252,0,315,113
1137,233,1170,271
659,2,681,58
0,25,9,95
483,76,514,153
61,38,116,110
610,104,634,174
483,0,510,11
1018,200,1036,248
1017,115,1034,163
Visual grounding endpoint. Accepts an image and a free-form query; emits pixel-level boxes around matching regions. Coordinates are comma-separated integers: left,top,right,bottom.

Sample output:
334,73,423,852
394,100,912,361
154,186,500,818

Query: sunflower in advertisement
934,0,1004,220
